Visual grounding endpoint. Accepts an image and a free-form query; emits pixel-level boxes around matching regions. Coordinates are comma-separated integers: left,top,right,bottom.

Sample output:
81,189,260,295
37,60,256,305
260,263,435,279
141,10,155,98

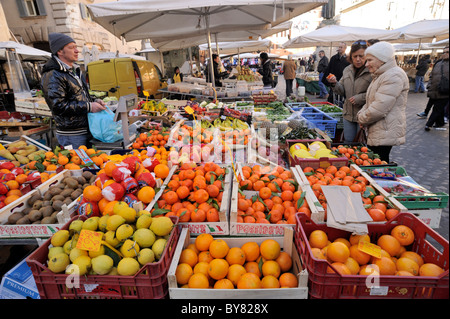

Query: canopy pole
330,42,333,57
188,46,193,75
416,38,422,66
205,12,215,88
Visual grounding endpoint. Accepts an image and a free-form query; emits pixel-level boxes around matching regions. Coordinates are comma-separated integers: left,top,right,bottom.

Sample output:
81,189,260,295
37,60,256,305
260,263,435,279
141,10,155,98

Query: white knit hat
365,41,395,62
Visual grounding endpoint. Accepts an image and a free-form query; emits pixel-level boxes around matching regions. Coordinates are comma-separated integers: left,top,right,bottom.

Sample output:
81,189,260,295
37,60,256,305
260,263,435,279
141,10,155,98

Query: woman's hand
349,96,356,104
327,74,337,84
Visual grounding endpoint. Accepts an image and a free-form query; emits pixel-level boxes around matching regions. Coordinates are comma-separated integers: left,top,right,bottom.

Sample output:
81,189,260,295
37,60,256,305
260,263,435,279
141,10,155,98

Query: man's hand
91,101,106,113
327,75,337,84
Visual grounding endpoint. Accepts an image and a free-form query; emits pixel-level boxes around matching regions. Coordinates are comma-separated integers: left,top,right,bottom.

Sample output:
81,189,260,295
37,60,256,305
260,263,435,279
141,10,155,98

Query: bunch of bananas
211,117,249,131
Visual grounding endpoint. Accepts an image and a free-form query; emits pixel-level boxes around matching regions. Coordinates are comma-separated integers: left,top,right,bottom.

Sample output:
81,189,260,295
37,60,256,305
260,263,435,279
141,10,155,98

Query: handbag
438,62,449,94
353,127,367,145
88,106,123,143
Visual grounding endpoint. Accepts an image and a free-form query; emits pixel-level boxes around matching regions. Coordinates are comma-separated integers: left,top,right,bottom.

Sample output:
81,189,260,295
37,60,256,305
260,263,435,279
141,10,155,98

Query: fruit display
138,99,168,114
234,65,261,82
150,162,227,223
302,165,401,222
174,234,299,289
289,141,340,160
131,129,170,149
306,223,445,278
43,213,175,276
331,145,388,166
0,140,46,165
235,164,308,225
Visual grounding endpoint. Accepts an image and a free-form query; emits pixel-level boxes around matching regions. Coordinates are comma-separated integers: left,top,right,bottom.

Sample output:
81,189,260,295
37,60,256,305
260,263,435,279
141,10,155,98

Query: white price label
370,286,389,296
83,284,99,293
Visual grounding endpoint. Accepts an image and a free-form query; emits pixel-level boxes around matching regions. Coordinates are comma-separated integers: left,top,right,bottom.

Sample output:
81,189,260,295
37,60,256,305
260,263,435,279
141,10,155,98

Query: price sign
358,240,382,258
184,106,194,114
76,229,102,252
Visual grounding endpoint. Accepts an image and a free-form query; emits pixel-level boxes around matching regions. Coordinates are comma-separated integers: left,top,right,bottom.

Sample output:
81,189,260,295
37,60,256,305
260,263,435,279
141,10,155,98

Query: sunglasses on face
353,40,367,46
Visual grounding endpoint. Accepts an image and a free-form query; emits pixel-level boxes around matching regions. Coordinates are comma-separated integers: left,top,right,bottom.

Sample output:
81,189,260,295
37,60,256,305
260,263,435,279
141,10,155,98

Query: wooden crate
167,227,308,299
146,164,232,236
229,164,322,236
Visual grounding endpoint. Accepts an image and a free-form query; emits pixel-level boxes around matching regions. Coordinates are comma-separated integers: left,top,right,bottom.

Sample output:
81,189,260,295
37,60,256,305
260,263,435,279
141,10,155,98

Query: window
16,0,47,17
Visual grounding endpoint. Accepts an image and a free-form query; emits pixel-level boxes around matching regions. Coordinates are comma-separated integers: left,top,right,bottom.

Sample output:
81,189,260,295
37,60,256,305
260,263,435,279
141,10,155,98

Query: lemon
48,253,70,273
137,210,151,218
113,201,129,215
150,217,173,237
69,247,88,262
292,149,314,159
51,230,70,247
120,239,140,258
88,245,106,258
69,220,84,234
48,247,65,259
137,248,155,266
63,235,78,254
117,206,137,223
98,215,110,232
314,148,332,159
82,217,99,231
106,267,119,276
116,224,134,242
310,141,327,149
289,143,307,154
133,228,156,248
71,255,92,275
106,214,126,231
152,238,167,260
91,255,114,275
136,214,152,229
117,257,141,276
104,230,120,247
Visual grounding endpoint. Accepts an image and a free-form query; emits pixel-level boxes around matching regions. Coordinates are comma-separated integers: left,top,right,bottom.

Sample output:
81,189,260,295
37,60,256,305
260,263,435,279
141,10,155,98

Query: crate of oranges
294,212,448,299
228,163,321,236
167,227,308,299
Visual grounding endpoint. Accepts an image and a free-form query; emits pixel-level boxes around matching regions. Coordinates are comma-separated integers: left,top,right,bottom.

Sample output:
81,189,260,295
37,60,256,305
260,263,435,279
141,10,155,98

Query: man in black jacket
321,42,351,104
317,50,329,98
414,55,430,93
258,52,274,88
205,54,229,87
41,33,105,149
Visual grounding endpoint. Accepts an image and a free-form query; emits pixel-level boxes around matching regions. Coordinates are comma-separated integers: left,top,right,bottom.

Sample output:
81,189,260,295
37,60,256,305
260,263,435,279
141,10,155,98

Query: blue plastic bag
88,106,123,143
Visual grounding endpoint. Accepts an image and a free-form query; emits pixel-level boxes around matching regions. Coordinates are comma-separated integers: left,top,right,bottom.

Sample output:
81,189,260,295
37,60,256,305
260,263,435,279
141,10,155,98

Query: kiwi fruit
82,171,94,180
32,200,44,210
22,207,32,215
64,178,79,189
8,212,24,225
16,216,31,225
71,189,82,200
27,192,42,206
63,197,73,206
49,186,62,196
41,216,56,224
52,200,64,212
89,175,96,184
60,189,73,198
42,200,52,207
39,206,54,218
43,191,53,201
77,176,87,185
28,210,43,223
51,195,65,202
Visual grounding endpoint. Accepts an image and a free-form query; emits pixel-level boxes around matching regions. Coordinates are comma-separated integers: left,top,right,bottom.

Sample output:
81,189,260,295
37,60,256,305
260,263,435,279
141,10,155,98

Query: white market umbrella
199,40,271,55
282,24,402,49
428,38,449,49
87,0,327,86
232,52,279,59
0,41,50,61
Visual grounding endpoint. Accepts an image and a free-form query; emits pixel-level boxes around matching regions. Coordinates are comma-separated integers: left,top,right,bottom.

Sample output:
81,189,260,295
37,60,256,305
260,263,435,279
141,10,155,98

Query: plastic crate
285,102,314,109
311,102,344,129
294,212,449,299
26,215,180,299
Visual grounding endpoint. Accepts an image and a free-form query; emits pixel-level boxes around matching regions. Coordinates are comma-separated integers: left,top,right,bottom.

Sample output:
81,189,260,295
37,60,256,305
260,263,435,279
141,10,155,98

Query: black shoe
425,126,431,131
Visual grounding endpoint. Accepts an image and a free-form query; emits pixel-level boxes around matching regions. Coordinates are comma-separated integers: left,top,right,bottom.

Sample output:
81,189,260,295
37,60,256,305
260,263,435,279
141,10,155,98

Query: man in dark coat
317,50,329,98
321,42,351,104
414,55,431,93
258,52,273,88
41,33,105,148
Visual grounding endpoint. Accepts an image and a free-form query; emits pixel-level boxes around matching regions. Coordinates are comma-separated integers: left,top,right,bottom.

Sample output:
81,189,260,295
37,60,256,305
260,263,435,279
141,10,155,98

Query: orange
327,262,352,275
102,200,118,216
175,263,193,285
83,185,102,202
188,273,209,289
176,185,190,200
208,258,229,280
359,264,380,276
311,248,327,260
262,260,281,278
396,270,415,276
176,208,191,223
385,208,400,220
344,257,360,275
396,257,419,276
98,198,111,214
326,242,350,263
206,208,220,222
190,209,206,222
275,251,293,272
419,263,445,277
349,245,371,265
237,272,262,289
137,186,155,204
374,257,397,275
309,230,328,249
15,174,28,185
193,262,210,279
252,180,265,191
226,264,247,286
261,275,280,289
401,251,424,267
260,239,280,260
279,272,298,288
214,279,235,289
241,242,260,262
198,251,214,264
104,162,117,177
377,235,401,257
6,189,22,197
179,248,198,268
186,243,200,255
163,191,179,205
209,239,230,259
281,190,294,202
391,225,415,246
154,164,170,179
238,198,250,211
206,184,220,198
368,208,386,221
194,189,209,204
259,187,272,200
334,238,351,248
226,247,246,266
244,261,262,278
349,234,370,246
5,180,19,190
4,195,20,205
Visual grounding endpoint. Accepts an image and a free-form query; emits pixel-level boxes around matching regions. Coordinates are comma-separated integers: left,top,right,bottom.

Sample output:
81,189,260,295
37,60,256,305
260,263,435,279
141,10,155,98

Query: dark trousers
424,98,434,115
368,145,393,163
285,79,294,97
426,99,448,128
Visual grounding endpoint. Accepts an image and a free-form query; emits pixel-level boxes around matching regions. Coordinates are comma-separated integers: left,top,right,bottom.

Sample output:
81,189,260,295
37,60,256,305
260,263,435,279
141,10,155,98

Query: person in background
357,41,409,163
317,50,329,99
367,39,380,47
322,42,351,105
327,40,372,143
299,58,307,73
258,52,273,88
424,46,449,131
173,66,183,83
205,54,229,87
283,55,297,97
41,33,105,149
414,55,431,93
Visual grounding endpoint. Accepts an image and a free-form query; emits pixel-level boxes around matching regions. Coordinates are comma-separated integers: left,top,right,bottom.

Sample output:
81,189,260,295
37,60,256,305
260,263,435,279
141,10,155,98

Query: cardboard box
0,257,40,299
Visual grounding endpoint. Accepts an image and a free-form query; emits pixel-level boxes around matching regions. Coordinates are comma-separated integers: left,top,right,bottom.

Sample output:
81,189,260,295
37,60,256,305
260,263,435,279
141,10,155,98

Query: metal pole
416,38,422,67
188,46,193,75
205,11,215,87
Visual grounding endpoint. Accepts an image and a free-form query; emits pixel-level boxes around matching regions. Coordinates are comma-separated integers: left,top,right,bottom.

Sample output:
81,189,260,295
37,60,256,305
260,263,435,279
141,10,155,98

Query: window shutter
16,0,27,17
36,0,47,16
80,3,87,19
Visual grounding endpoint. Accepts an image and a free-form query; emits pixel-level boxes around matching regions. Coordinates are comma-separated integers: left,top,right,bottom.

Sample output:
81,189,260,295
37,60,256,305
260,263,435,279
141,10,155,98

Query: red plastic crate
26,215,180,299
294,212,449,299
